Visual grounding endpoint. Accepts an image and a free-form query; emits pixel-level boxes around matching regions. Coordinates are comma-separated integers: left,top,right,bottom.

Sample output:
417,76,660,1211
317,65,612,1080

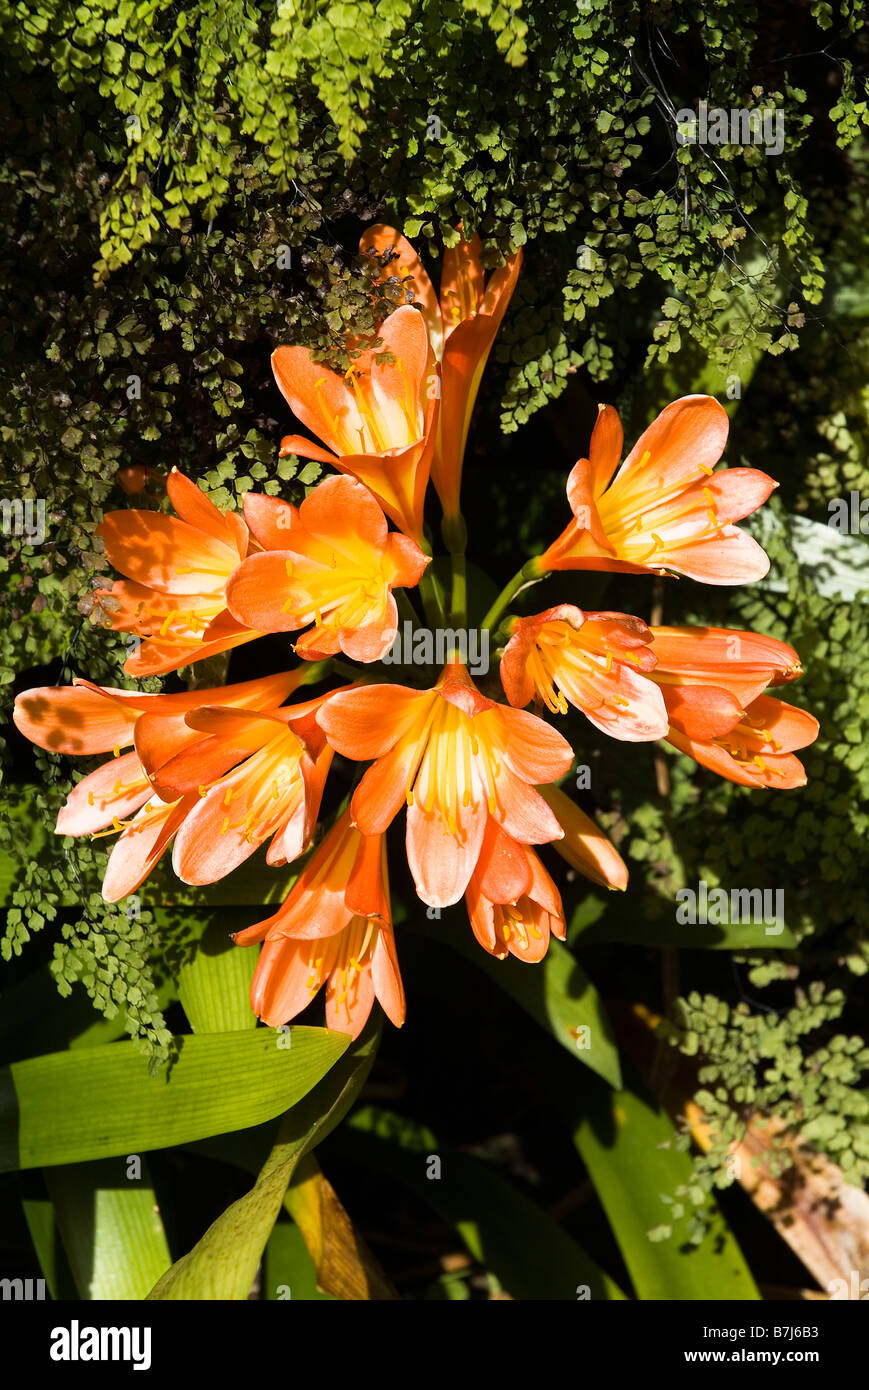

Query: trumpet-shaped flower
537,397,776,585
466,818,566,962
13,671,302,900
225,475,428,662
233,809,404,1038
317,662,574,908
95,469,259,676
360,224,522,523
664,693,819,788
273,305,436,542
500,604,668,741
646,625,804,741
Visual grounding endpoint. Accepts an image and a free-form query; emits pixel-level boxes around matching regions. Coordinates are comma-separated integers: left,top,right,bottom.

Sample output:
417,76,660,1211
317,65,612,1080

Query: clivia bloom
95,468,259,677
646,624,804,742
536,397,776,584
360,224,522,524
466,819,566,962
316,661,574,908
500,604,668,742
225,475,428,662
12,671,304,900
233,808,404,1039
638,625,818,786
272,305,436,542
665,693,819,789
155,690,342,886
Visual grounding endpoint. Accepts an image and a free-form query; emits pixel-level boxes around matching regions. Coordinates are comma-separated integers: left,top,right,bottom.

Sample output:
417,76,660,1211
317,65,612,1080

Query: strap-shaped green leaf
146,1017,380,1300
45,1158,172,1299
567,1074,761,1301
177,917,259,1034
0,1026,348,1172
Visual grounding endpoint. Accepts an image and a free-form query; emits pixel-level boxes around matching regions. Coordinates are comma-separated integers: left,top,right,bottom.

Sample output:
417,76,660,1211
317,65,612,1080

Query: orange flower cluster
15,225,818,1039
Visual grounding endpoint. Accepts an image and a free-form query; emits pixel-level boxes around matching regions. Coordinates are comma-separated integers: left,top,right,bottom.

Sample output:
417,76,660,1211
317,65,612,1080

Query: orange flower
360,224,522,524
95,469,259,676
163,691,341,885
500,604,668,742
13,671,303,900
538,783,628,891
225,475,428,662
466,818,566,962
665,693,819,789
537,397,776,584
647,624,804,742
316,661,574,908
233,809,404,1038
272,305,436,542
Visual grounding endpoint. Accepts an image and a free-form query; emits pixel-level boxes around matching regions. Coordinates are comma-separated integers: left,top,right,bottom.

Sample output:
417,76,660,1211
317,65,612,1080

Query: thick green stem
450,547,467,628
481,558,544,633
418,566,447,629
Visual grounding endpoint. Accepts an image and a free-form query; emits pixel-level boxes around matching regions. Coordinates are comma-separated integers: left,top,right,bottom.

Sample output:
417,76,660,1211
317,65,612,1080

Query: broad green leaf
147,1017,380,1300
1,1026,348,1172
344,1106,627,1301
45,1159,171,1299
423,921,622,1087
567,1074,760,1301
19,1180,77,1300
264,1221,334,1301
177,917,259,1033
